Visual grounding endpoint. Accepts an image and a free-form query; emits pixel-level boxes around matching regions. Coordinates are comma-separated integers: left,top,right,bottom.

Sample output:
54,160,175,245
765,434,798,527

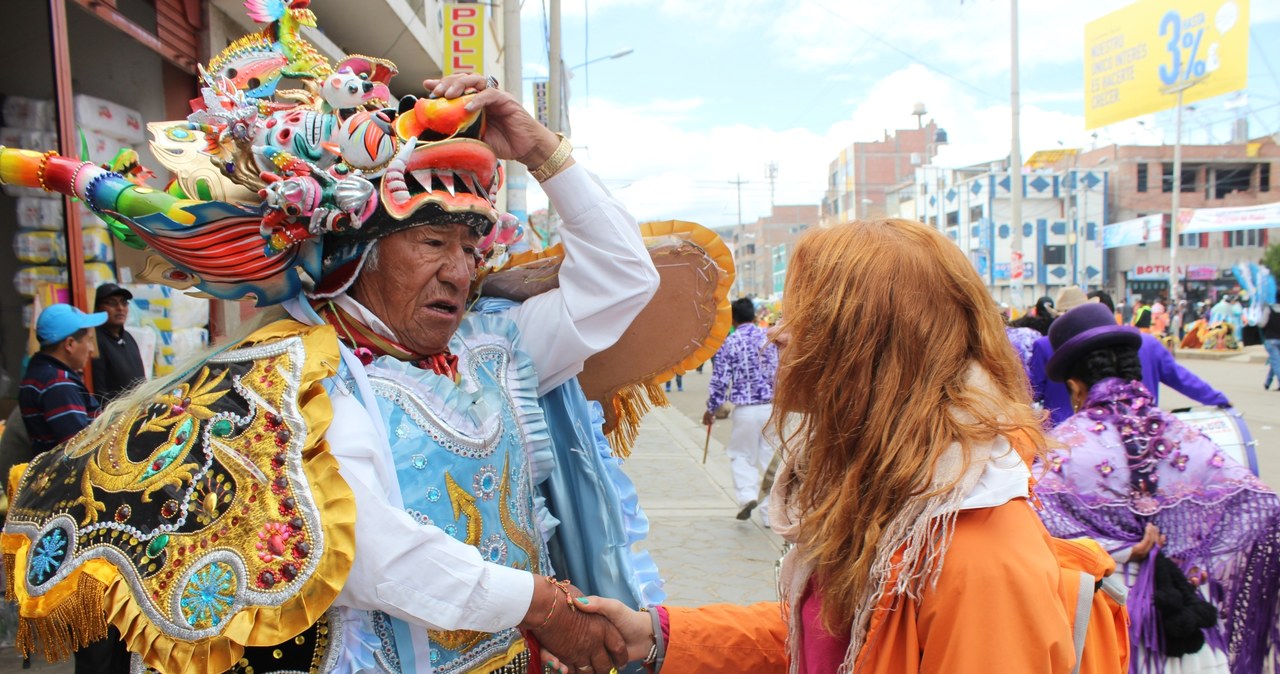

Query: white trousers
727,403,777,507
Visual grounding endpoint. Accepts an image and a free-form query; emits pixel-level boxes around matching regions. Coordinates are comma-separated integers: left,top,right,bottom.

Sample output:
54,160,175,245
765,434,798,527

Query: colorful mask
0,2,518,306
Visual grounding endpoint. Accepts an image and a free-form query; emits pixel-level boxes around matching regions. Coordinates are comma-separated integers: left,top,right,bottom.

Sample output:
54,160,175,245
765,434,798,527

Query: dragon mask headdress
0,0,519,306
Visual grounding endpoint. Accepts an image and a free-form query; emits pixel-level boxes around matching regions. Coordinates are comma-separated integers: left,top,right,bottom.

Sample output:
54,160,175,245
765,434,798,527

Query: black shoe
736,500,757,520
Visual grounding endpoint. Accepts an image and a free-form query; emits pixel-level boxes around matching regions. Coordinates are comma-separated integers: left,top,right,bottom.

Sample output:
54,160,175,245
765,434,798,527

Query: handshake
521,576,659,674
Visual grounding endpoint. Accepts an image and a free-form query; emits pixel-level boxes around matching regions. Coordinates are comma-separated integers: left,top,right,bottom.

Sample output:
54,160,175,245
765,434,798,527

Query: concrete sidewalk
622,405,785,607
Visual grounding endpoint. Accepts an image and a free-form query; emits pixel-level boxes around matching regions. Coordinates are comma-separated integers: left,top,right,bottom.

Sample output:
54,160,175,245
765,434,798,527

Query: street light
570,48,634,71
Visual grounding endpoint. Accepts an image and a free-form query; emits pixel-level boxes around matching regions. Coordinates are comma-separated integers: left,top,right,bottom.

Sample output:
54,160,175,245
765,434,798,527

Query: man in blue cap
19,303,107,455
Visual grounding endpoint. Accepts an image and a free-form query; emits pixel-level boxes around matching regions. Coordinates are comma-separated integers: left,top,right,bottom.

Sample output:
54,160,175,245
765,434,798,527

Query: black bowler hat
94,283,133,308
1045,303,1142,382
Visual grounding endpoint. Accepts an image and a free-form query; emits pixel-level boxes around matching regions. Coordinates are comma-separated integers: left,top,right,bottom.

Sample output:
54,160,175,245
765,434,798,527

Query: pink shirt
798,579,850,674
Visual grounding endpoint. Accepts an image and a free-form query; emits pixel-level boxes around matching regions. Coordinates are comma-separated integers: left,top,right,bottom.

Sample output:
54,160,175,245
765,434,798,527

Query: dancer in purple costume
1034,304,1280,674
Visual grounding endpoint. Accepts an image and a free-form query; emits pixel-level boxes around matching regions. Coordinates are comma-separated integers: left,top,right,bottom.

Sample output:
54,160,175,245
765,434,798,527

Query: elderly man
0,23,657,673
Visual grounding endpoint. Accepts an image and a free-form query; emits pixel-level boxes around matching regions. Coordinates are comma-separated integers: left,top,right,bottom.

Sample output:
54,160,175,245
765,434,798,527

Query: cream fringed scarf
769,367,1027,674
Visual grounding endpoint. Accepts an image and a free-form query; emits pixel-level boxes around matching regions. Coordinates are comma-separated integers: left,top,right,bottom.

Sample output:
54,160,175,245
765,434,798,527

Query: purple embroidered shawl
1035,378,1280,674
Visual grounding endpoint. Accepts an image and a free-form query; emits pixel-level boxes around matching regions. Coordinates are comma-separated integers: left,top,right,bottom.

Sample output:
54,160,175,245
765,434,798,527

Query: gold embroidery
72,368,230,524
444,473,482,547
497,455,538,572
428,628,487,653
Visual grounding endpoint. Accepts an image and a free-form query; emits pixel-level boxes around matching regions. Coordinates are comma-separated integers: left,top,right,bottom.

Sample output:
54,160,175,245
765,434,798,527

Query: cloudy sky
514,0,1280,228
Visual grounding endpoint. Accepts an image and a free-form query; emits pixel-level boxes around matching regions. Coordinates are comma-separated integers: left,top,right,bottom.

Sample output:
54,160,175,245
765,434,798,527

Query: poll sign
444,3,485,75
1103,214,1164,249
1084,0,1249,129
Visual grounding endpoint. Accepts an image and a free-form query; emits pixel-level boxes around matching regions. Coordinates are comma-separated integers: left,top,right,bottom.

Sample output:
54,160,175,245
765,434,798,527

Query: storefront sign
1103,214,1163,248
444,3,486,75
1131,263,1186,280
1084,0,1250,129
533,81,549,128
1185,264,1218,280
1177,201,1280,234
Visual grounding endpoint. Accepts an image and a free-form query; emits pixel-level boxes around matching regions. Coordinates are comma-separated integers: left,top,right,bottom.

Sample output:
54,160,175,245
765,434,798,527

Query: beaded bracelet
536,576,576,628
36,151,58,192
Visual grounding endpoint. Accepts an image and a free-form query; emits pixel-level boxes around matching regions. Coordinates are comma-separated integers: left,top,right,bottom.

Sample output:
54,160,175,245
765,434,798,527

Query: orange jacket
664,499,1084,674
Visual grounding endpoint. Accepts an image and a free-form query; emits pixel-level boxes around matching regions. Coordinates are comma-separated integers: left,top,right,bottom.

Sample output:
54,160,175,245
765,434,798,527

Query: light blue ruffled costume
319,299,664,673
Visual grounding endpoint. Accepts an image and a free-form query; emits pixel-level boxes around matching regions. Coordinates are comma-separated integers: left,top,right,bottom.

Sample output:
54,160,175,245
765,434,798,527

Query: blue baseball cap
36,304,108,346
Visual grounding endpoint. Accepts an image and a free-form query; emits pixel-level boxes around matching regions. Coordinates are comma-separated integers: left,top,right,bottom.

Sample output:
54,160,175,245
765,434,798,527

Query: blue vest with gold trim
359,313,551,674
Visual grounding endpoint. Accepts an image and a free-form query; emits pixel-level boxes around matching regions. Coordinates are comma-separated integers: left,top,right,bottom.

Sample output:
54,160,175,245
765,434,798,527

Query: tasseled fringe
8,566,110,663
606,381,669,458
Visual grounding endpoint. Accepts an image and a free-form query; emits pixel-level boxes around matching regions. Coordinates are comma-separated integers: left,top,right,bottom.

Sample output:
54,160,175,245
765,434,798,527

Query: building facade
1078,140,1278,305
822,121,943,227
727,204,819,299
889,163,1108,306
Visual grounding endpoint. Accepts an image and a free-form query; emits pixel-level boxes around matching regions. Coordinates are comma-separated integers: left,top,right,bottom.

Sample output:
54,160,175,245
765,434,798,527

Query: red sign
1010,251,1024,281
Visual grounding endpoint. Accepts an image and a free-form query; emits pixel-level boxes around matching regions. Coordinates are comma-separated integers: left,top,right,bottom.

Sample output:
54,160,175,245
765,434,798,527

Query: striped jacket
19,353,99,454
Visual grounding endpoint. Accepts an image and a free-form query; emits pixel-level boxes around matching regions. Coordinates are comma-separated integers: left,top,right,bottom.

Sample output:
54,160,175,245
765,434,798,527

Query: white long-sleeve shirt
318,163,659,635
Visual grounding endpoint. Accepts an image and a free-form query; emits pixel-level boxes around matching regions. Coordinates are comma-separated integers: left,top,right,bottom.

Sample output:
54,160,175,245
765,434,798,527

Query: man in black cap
91,283,146,404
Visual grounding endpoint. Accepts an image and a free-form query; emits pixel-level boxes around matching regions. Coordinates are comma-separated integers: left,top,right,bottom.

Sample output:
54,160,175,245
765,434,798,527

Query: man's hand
542,596,654,673
519,577,627,673
702,411,715,427
422,75,563,169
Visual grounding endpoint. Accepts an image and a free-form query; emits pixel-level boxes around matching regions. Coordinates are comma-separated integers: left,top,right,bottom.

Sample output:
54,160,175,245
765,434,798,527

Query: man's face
64,331,96,371
99,295,129,328
350,223,479,355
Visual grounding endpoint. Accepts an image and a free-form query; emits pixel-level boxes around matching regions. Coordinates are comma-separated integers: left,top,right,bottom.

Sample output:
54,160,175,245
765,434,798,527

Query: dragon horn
0,146,203,224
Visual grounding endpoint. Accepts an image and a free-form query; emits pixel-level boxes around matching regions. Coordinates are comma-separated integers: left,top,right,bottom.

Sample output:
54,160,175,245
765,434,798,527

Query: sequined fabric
1035,378,1280,674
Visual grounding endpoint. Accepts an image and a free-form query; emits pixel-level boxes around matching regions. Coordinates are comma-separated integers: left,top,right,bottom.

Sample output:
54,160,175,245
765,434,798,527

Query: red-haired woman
545,218,1123,674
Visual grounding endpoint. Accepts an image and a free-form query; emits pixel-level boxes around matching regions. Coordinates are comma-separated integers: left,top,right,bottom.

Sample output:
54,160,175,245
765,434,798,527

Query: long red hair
771,218,1046,632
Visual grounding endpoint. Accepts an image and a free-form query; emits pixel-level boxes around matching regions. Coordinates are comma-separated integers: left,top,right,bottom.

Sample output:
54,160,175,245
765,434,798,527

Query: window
1159,223,1197,248
1211,165,1252,199
1042,244,1066,265
1136,163,1148,193
946,211,959,227
1263,163,1271,192
969,205,983,223
1225,230,1267,248
1162,163,1197,193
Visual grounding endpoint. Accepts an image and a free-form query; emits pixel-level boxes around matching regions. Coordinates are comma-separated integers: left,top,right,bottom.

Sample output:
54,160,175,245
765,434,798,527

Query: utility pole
730,174,750,296
765,161,778,215
548,0,562,134
1167,83,1196,307
503,0,526,225
1008,0,1025,310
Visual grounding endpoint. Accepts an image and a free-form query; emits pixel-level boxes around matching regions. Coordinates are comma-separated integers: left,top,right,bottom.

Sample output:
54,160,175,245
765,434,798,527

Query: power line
803,0,1004,102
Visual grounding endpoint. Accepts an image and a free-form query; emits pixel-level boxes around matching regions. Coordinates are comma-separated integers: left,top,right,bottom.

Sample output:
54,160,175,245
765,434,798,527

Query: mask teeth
439,171,456,197
474,178,488,201
458,172,477,196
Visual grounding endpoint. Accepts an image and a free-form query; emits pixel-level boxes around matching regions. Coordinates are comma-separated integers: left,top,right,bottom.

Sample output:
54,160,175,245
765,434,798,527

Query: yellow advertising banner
444,3,485,75
1084,0,1248,129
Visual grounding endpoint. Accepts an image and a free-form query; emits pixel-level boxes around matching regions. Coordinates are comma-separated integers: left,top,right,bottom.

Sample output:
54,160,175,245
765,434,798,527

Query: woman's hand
541,597,655,673
1129,523,1164,562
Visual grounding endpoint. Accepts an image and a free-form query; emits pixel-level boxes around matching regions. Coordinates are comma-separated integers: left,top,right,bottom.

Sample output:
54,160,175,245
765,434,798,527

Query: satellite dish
912,102,927,116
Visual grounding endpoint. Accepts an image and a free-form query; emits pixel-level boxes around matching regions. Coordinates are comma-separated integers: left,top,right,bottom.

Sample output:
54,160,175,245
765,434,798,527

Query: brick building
727,205,820,298
821,121,945,226
1077,139,1278,304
